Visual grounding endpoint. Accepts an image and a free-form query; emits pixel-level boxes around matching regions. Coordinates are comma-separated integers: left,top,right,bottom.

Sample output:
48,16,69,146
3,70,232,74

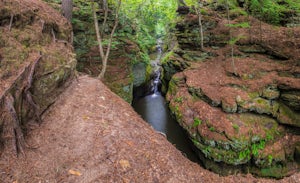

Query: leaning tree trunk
62,0,73,22
195,4,204,50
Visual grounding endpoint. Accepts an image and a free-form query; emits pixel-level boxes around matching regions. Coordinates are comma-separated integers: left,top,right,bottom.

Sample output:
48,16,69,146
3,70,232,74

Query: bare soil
0,75,299,182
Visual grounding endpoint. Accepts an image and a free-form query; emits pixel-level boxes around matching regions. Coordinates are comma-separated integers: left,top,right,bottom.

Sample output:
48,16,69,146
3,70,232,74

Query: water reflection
132,92,200,162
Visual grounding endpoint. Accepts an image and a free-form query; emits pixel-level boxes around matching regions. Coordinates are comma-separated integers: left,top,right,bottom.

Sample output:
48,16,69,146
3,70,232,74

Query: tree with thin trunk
62,0,73,22
91,0,121,79
101,0,108,34
195,0,204,50
226,0,237,76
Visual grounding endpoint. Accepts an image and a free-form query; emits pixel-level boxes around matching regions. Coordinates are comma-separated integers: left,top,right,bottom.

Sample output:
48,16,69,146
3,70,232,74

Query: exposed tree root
2,94,25,157
1,54,42,157
23,55,42,123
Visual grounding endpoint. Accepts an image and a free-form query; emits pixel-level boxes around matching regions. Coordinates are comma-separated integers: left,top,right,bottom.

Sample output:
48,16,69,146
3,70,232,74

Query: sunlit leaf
68,169,82,176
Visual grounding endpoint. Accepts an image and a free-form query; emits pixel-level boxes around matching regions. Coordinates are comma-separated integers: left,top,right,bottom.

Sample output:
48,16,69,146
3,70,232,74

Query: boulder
0,0,76,153
166,55,300,177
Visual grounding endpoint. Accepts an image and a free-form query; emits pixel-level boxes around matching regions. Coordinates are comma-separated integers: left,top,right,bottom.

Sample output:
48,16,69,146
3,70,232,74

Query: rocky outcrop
0,0,76,155
165,5,300,178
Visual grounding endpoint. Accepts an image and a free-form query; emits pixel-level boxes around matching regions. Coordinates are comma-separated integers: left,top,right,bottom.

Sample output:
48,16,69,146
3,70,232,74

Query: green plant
266,132,274,141
193,117,202,127
225,22,250,28
228,35,246,45
209,126,215,132
202,146,211,157
239,148,251,160
174,97,183,103
251,140,266,157
267,155,273,165
232,124,239,132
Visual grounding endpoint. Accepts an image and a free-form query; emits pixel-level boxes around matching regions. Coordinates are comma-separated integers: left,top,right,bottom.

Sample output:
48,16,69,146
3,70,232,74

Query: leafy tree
92,0,121,79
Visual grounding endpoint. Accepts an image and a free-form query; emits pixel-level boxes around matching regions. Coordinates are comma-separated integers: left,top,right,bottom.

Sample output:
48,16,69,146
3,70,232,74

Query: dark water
132,40,201,162
132,43,200,162
132,93,200,162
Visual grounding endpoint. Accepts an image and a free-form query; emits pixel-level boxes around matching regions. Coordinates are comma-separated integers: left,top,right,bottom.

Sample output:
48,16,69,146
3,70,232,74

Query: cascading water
132,40,200,163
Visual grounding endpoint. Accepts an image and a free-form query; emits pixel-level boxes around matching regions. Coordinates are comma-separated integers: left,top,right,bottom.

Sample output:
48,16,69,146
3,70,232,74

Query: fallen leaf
125,140,134,146
68,169,82,176
82,115,89,120
119,159,131,170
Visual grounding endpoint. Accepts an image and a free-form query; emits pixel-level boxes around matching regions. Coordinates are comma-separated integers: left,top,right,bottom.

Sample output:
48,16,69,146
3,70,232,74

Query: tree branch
98,0,121,79
8,14,14,31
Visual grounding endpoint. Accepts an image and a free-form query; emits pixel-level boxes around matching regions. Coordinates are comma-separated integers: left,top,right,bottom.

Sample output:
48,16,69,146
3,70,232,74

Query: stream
132,42,200,163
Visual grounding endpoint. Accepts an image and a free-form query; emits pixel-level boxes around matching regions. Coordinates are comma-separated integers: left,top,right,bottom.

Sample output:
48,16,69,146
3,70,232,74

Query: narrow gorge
0,0,299,182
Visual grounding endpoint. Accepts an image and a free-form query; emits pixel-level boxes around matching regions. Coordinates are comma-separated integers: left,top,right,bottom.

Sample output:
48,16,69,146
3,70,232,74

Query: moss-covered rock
166,63,300,178
162,51,190,82
281,91,300,111
276,103,300,127
295,145,300,163
0,0,76,152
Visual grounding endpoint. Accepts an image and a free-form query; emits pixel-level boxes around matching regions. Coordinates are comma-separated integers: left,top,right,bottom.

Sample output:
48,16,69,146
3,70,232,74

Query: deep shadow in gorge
132,92,201,163
132,46,201,164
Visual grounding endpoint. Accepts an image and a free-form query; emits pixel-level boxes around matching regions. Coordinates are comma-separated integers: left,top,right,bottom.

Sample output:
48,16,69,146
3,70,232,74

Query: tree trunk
226,0,237,76
195,3,204,50
92,2,105,61
98,0,121,79
101,0,108,34
91,0,121,79
62,0,73,22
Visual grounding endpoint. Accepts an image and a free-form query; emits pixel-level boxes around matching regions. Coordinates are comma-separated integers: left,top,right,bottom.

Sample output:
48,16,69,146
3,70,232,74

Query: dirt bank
0,75,299,182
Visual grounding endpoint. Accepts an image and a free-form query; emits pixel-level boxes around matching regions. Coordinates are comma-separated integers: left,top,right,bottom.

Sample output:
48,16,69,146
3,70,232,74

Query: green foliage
174,96,183,103
267,155,273,165
226,22,250,28
112,0,178,51
232,124,239,132
247,0,300,25
251,140,266,157
209,126,215,132
266,132,274,141
193,117,202,127
228,35,246,45
239,148,251,160
161,51,174,64
230,7,248,17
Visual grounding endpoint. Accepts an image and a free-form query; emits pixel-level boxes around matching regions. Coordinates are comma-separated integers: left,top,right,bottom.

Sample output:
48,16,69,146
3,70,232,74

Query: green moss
174,96,183,103
232,124,239,132
248,92,260,99
161,50,174,64
167,79,178,95
238,148,251,161
209,127,215,132
277,103,300,127
193,117,202,127
251,140,266,157
225,22,250,28
260,165,287,179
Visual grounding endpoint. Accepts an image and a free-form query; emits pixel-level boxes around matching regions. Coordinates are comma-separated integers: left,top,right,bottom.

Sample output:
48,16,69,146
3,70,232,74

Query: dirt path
0,75,299,182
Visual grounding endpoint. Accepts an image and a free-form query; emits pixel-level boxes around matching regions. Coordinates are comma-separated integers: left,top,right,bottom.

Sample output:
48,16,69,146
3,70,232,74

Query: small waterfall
132,39,200,163
149,41,163,95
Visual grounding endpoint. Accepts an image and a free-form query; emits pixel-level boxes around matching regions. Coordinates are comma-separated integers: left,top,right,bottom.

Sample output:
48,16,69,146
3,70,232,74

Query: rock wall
165,5,300,178
0,0,76,155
